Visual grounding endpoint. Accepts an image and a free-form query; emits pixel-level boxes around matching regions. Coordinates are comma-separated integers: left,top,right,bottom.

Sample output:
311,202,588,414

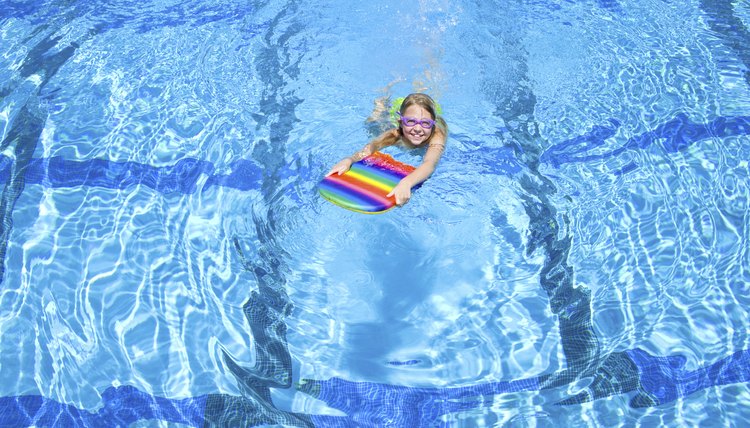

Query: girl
326,93,447,206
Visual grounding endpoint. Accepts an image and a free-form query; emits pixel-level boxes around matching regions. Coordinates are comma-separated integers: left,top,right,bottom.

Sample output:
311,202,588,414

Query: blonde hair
353,92,448,160
393,93,448,149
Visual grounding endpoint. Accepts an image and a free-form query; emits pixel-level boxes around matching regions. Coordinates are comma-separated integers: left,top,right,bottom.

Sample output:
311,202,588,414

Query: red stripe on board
326,173,394,206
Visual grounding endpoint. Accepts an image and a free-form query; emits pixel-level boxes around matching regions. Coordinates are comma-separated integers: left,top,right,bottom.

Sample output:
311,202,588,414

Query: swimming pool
1,0,749,426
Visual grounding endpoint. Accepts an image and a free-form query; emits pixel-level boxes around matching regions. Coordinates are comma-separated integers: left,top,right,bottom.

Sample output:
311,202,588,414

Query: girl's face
399,104,434,146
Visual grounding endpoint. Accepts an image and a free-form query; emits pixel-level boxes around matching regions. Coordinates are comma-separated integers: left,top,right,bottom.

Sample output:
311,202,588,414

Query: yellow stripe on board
346,170,395,192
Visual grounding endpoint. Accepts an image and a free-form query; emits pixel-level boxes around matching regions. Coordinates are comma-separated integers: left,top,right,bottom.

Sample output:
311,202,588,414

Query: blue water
1,0,750,426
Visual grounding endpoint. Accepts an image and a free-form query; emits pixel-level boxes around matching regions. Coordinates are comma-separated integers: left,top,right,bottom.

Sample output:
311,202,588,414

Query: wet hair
397,93,448,147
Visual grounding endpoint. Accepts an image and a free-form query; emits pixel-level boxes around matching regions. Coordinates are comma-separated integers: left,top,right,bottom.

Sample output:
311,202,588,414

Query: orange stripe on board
326,173,394,206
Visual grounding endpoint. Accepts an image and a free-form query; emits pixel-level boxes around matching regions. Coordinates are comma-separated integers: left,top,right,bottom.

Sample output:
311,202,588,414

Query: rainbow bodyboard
319,152,415,214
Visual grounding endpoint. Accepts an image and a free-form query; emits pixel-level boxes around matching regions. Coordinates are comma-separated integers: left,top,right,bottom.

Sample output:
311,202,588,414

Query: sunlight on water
0,0,749,426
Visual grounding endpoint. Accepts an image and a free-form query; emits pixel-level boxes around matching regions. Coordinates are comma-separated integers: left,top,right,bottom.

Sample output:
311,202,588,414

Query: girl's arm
387,129,446,205
326,129,400,176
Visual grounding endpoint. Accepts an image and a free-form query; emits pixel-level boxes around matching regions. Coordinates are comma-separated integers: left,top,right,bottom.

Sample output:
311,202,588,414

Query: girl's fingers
326,165,347,176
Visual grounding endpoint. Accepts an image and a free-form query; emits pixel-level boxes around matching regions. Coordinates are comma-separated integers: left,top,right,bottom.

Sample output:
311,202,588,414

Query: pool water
1,0,750,426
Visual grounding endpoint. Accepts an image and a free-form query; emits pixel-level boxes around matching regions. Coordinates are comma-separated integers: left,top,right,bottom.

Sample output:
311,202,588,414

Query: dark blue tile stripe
2,114,747,192
0,113,748,425
540,114,750,168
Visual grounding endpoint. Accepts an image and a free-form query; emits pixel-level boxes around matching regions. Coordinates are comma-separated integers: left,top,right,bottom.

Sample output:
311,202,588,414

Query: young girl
326,93,447,207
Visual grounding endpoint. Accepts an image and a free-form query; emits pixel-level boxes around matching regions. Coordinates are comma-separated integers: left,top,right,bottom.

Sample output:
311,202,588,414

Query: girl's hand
326,157,353,176
387,181,412,206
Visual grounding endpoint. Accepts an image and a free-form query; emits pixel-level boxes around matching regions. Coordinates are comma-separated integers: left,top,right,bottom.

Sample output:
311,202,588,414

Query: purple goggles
398,113,436,129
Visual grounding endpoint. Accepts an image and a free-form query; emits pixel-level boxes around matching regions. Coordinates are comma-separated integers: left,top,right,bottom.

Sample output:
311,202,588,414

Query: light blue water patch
1,0,750,427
